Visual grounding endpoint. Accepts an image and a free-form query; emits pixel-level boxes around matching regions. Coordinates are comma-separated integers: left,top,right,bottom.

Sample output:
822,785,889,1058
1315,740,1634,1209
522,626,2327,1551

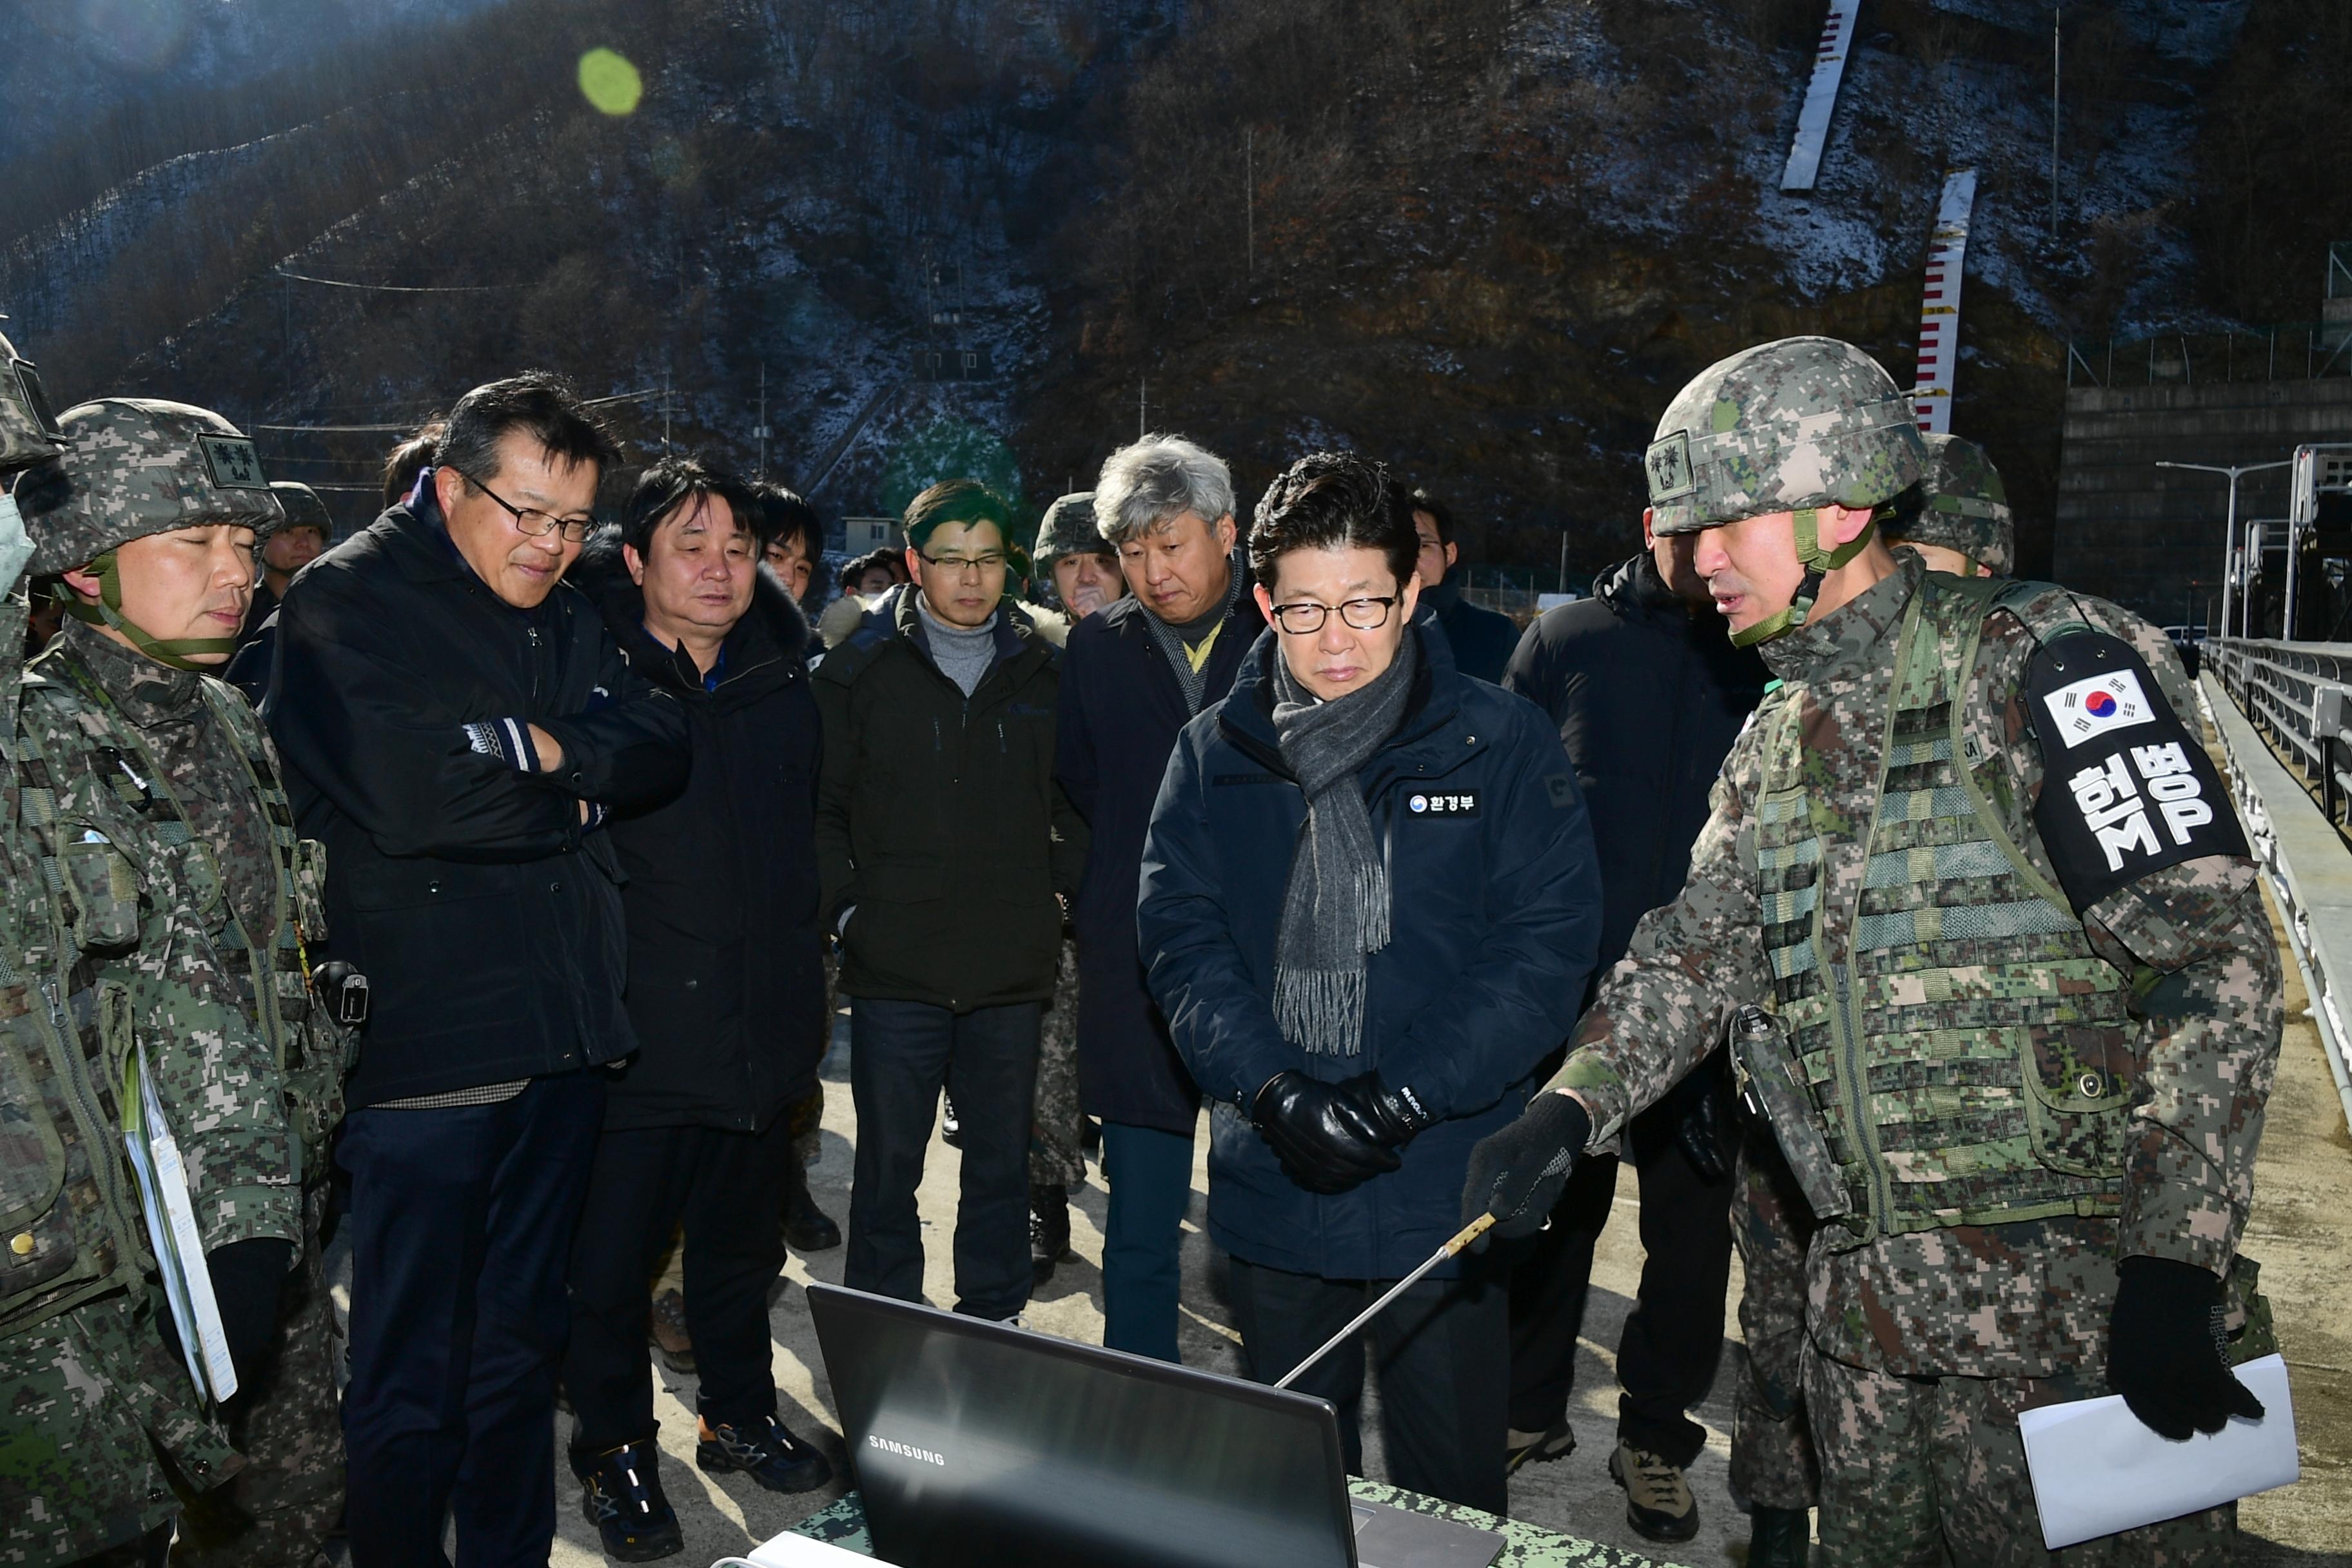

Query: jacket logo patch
1544,773,1578,809
2041,667,2155,748
1408,790,1479,816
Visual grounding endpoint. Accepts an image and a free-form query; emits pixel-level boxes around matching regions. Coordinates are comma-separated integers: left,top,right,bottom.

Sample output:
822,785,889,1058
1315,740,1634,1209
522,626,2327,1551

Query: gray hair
1093,433,1235,545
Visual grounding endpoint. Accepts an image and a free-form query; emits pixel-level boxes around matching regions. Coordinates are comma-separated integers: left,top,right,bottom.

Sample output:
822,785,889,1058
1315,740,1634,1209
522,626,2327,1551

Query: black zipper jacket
268,483,689,1106
574,538,826,1132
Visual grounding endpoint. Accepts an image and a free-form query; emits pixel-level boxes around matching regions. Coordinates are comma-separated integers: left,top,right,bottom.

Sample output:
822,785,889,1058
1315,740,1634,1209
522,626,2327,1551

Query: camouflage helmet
1643,336,1926,537
22,398,282,576
1890,433,2013,576
1033,491,1108,569
19,398,282,670
266,479,334,542
0,327,66,476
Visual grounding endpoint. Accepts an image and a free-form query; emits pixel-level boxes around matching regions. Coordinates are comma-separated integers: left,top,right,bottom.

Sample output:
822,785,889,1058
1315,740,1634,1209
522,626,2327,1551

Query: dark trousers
1101,1121,1193,1362
337,1074,605,1568
1226,1255,1509,1516
1505,1083,1734,1467
562,1117,795,1455
847,997,1040,1322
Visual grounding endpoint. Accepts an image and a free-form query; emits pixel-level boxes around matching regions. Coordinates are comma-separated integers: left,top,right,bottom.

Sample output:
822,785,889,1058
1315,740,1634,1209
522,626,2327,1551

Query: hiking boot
573,1439,683,1562
696,1413,834,1493
1504,1419,1576,1475
1030,1184,1073,1285
784,1182,842,1253
1609,1440,1699,1543
940,1092,962,1148
648,1288,694,1375
1748,1504,1811,1567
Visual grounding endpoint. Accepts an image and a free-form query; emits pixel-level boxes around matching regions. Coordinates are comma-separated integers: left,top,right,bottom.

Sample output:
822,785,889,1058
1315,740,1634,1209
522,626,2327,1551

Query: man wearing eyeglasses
269,372,689,1567
1137,453,1601,1513
816,478,1087,1328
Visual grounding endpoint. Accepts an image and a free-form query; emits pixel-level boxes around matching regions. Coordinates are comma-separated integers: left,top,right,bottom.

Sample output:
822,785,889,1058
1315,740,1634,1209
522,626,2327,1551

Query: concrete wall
2053,377,2352,625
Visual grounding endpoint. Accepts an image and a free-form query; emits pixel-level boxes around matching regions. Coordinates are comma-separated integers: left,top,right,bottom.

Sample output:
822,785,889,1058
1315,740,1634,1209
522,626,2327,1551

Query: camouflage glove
2108,1255,2266,1440
1461,1090,1591,1240
1337,1071,1431,1149
1252,1071,1403,1195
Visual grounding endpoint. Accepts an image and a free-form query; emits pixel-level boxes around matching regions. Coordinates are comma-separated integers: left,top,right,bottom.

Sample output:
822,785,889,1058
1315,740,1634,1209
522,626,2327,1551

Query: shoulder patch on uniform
2023,632,2248,908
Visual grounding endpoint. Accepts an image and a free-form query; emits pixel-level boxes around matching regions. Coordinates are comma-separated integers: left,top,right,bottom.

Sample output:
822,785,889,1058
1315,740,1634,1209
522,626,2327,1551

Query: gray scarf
1268,629,1418,1055
1142,560,1246,716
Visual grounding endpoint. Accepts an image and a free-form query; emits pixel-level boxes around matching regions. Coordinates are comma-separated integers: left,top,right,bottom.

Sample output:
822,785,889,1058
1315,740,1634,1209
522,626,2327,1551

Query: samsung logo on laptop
867,1434,947,1467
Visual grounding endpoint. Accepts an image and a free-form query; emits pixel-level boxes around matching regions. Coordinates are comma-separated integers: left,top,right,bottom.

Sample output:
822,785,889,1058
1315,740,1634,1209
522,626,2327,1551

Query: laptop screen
808,1284,1358,1568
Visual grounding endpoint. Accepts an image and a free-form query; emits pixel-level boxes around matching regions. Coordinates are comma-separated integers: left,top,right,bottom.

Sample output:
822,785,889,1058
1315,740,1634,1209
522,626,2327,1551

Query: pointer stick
1273,1213,1498,1390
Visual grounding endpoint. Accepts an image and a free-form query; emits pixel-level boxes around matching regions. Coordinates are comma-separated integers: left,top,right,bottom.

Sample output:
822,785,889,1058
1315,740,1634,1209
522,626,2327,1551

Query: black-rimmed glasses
916,549,1009,577
1269,595,1399,635
462,471,597,544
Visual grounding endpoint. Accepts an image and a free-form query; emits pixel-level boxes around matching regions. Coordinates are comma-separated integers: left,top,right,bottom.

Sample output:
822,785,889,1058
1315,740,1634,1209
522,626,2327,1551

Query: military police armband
2023,632,2249,909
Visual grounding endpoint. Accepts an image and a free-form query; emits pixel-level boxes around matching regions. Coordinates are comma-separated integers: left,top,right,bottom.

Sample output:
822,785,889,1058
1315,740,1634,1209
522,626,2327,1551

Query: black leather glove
2107,1255,2265,1440
1252,1071,1403,1195
1460,1090,1591,1240
206,1237,293,1390
1337,1072,1431,1149
1672,1068,1732,1186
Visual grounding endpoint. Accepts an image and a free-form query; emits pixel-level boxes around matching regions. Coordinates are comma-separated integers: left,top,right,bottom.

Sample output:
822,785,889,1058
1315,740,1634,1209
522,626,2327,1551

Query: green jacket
814,586,1086,1012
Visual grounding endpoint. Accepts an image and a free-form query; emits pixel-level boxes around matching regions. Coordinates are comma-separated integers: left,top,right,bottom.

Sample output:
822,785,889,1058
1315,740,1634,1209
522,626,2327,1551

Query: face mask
0,492,32,591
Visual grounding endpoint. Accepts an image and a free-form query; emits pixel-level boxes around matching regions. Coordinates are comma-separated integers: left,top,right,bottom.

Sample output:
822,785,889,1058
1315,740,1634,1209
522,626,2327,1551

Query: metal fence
2065,325,2352,388
2210,638,2352,824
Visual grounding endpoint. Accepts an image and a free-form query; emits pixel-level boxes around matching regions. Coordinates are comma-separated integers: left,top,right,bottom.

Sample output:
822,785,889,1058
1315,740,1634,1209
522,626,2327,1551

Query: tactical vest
30,657,347,1180
1752,573,2134,1248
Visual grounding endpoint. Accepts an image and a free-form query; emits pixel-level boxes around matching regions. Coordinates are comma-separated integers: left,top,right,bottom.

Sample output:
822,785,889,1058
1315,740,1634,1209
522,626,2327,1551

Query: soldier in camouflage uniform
14,398,351,1568
1727,429,2023,1558
1885,433,2015,580
1467,337,2281,1566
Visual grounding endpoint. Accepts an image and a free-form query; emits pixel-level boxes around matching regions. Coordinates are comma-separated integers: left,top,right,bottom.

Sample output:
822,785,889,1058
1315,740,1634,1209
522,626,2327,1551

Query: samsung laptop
807,1282,1504,1568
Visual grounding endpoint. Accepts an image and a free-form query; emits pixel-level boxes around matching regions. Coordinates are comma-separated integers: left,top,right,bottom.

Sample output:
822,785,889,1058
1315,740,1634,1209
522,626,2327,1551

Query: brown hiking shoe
1609,1440,1699,1543
649,1288,694,1374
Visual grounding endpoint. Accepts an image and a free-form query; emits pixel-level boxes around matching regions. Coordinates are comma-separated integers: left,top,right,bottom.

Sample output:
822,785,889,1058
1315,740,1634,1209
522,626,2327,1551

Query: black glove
1672,1068,1732,1186
2107,1255,2265,1440
1252,1071,1403,1195
206,1237,294,1390
1337,1072,1431,1149
1460,1090,1591,1241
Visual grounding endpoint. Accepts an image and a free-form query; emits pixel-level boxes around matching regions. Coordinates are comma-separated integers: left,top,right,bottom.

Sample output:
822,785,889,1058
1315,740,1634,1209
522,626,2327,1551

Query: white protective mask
0,491,32,591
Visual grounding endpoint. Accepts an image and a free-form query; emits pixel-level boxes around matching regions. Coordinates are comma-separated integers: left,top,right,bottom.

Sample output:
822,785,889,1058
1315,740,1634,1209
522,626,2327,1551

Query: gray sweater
916,596,999,697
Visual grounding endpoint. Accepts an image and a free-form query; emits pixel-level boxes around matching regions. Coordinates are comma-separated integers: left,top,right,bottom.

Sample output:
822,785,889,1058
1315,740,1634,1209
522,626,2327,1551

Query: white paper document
744,1529,873,1565
122,1045,239,1405
2019,1353,2297,1551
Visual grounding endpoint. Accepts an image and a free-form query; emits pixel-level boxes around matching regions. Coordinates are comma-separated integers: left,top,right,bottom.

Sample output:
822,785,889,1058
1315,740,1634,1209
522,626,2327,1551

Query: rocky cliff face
4,0,2336,579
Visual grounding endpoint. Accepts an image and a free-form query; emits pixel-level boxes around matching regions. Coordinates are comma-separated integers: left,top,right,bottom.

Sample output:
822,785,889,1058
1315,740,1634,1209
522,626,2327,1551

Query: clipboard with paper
122,1042,239,1406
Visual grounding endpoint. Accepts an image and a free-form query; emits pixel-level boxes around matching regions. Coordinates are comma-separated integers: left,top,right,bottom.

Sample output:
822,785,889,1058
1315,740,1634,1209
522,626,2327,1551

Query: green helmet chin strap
1728,506,1879,649
60,551,239,672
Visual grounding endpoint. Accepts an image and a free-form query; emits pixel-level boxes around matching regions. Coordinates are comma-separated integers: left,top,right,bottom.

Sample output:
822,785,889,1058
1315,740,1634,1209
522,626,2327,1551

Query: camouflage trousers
0,1291,236,1563
171,1185,344,1568
1029,938,1084,1190
1729,1124,1819,1510
1803,1346,2236,1567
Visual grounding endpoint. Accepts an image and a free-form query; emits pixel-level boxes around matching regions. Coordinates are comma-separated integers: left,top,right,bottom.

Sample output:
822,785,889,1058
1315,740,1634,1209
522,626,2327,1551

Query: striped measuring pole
1911,168,1979,436
1779,0,1862,191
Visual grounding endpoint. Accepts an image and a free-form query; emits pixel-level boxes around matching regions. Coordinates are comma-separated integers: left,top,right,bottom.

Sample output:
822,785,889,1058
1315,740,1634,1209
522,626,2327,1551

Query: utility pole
1246,128,1255,277
2050,5,2061,236
2157,458,2291,642
1138,377,1148,440
754,363,770,480
662,365,673,454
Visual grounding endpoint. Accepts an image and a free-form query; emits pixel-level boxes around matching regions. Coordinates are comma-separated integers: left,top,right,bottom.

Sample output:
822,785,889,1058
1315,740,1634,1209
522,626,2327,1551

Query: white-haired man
1054,433,1256,1360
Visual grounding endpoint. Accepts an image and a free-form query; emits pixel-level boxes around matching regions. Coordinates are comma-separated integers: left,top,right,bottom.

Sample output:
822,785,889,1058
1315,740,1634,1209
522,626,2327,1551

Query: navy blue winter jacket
1139,611,1602,1280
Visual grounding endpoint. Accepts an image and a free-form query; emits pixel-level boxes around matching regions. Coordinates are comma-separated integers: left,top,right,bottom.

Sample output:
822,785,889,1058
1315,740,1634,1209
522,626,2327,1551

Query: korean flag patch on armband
2023,632,2249,909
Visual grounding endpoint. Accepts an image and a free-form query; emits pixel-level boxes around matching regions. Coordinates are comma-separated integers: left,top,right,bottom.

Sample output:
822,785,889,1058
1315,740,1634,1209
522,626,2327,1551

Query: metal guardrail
2210,638,2352,821
2066,324,2352,387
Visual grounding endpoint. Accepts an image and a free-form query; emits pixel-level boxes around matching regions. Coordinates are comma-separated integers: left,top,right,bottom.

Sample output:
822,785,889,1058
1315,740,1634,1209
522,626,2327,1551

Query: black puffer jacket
1502,552,1769,983
574,538,827,1132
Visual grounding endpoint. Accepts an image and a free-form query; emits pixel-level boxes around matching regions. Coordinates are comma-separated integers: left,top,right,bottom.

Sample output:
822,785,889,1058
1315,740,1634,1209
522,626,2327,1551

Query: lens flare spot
578,48,643,115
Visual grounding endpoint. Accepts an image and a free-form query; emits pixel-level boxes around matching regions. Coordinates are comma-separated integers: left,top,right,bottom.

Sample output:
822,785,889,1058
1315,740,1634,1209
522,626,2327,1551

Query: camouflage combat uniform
1030,937,1086,1188
6,397,340,1565
20,625,350,1568
1556,553,2280,1564
1728,427,2019,1515
0,603,303,1560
